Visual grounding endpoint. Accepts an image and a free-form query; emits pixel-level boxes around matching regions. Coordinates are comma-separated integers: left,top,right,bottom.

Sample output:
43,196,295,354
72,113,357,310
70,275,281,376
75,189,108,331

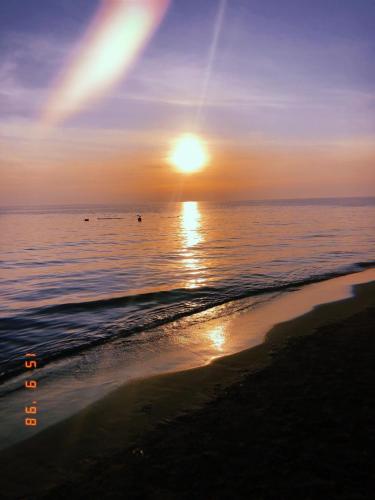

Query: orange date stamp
24,353,38,426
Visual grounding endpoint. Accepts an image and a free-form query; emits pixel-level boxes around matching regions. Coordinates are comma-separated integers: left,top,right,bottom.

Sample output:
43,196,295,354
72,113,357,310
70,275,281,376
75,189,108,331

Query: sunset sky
1,0,374,204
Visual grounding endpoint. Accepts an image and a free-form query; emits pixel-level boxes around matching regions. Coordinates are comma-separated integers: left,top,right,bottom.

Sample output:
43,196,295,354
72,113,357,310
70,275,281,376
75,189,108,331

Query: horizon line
1,194,375,209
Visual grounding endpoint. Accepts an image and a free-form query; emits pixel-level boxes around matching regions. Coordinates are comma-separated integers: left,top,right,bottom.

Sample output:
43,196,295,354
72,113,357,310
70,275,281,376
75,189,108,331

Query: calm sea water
1,198,374,382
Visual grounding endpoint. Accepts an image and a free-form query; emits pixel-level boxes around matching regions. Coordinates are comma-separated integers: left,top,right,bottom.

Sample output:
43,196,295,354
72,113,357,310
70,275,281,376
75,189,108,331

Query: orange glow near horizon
42,0,170,125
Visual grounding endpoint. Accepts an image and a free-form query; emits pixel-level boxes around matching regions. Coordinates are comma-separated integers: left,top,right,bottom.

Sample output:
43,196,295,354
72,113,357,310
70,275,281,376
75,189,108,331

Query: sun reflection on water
207,325,226,351
181,201,202,248
180,201,205,289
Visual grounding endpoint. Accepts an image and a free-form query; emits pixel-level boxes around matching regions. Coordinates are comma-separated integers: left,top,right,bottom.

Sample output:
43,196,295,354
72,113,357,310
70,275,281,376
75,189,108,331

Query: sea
0,197,375,448
1,197,375,382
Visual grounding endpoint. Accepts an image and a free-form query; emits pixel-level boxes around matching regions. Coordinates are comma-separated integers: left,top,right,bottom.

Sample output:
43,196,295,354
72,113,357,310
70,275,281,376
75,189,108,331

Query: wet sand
1,277,375,499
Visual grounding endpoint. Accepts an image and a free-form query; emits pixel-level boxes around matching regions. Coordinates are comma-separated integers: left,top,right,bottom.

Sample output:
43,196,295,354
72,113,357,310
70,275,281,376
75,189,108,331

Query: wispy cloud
0,32,70,118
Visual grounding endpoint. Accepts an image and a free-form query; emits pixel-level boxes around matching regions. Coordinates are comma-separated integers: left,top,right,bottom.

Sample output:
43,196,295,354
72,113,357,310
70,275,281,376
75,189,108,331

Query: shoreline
2,268,374,452
49,282,375,500
1,272,375,498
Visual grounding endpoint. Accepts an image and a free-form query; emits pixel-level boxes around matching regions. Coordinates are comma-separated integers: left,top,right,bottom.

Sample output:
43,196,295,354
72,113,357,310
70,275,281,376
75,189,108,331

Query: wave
19,259,375,318
1,259,374,384
33,286,219,314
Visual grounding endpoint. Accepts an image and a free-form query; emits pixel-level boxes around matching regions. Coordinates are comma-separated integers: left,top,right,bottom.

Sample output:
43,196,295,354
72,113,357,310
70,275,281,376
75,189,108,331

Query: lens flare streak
42,0,170,125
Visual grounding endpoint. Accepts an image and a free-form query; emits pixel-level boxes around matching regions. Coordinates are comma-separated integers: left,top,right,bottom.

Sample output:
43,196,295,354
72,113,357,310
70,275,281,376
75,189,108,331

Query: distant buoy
137,214,142,222
84,218,89,221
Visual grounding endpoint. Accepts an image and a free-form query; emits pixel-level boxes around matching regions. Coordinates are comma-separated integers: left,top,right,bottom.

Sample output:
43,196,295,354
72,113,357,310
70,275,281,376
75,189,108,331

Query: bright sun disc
169,134,209,173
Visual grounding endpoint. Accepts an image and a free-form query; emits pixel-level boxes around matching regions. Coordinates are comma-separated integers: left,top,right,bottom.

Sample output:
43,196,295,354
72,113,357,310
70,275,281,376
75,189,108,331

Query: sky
0,0,374,204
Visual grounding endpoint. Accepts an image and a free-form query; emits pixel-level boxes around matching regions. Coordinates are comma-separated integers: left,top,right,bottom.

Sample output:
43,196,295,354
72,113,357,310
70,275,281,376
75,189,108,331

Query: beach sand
1,277,375,499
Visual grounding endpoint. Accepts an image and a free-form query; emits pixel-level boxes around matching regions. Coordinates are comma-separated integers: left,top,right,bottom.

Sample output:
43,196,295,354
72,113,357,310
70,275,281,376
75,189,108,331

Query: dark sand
2,280,375,499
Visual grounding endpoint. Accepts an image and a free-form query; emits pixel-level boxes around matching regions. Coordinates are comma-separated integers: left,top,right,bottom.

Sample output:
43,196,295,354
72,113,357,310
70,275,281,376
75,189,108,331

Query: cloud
0,32,71,118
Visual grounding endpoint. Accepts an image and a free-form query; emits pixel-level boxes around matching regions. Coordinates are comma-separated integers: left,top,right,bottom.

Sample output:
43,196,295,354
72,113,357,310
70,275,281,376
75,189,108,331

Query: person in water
137,214,142,222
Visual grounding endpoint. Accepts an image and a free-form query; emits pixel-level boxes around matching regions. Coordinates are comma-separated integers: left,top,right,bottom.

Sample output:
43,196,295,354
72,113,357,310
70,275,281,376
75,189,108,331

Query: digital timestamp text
24,353,38,426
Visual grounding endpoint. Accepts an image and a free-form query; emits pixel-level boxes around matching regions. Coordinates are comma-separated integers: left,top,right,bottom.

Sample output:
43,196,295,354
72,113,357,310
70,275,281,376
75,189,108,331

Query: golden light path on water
42,0,170,124
180,201,205,290
180,201,203,248
179,202,227,350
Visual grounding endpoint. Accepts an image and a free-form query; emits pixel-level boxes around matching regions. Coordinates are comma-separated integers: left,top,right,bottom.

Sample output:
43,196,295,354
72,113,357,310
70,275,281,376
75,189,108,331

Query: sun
168,133,209,174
